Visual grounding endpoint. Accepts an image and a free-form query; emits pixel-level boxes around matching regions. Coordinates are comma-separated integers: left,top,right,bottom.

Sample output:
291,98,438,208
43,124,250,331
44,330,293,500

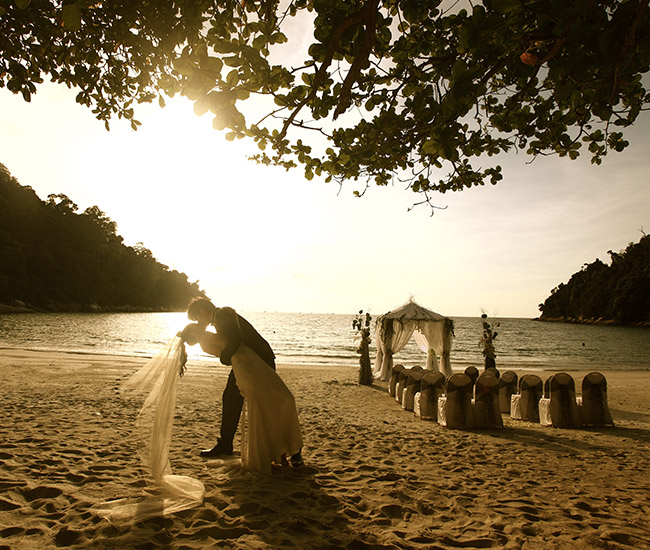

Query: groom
187,297,276,458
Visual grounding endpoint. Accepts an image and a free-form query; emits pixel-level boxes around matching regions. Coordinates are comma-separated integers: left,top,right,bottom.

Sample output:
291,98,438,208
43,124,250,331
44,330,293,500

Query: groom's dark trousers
211,308,276,448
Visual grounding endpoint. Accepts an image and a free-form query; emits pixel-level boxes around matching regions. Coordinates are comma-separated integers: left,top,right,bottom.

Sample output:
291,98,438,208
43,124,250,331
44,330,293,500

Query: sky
1,79,649,318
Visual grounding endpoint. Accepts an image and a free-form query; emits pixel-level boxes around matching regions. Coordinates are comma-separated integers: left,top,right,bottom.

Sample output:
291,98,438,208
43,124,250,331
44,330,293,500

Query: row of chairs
388,365,614,429
505,370,614,428
389,365,503,429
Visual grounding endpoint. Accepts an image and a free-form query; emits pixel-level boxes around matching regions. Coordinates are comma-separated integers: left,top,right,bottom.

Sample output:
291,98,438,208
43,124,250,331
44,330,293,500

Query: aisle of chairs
386,364,614,430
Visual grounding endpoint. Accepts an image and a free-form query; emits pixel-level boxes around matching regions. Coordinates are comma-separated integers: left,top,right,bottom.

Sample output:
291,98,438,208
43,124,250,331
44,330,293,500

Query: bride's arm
199,331,228,357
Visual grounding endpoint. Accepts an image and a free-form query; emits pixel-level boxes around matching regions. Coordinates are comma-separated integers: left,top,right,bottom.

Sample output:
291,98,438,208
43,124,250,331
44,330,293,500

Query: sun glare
87,96,338,307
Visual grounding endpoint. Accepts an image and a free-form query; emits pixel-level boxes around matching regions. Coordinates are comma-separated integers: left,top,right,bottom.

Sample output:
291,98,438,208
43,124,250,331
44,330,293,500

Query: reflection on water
0,312,188,357
0,312,649,371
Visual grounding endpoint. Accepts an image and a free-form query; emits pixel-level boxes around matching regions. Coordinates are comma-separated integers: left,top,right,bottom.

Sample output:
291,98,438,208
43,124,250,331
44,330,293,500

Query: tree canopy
3,0,650,202
0,163,204,311
538,233,650,325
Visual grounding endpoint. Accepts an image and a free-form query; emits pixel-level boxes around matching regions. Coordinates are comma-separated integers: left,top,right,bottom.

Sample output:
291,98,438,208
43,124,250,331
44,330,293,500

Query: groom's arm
212,307,242,366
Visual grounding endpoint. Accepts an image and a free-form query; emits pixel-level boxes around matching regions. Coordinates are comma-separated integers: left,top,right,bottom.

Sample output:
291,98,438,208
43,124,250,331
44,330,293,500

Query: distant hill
538,234,650,326
0,163,204,312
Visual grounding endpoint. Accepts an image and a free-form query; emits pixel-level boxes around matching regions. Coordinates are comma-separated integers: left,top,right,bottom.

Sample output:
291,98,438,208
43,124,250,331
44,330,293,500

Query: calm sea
0,312,649,372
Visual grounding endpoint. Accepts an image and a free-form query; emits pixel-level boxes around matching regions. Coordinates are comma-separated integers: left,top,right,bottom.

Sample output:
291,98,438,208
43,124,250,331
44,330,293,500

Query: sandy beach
1,349,649,550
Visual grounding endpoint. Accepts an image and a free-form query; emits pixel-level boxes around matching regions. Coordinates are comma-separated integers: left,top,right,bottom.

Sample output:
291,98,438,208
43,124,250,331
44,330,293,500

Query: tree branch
610,0,650,105
333,0,380,119
277,2,372,139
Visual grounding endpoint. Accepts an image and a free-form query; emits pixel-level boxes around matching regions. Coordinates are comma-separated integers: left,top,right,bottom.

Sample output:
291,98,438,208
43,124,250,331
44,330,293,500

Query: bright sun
92,97,333,305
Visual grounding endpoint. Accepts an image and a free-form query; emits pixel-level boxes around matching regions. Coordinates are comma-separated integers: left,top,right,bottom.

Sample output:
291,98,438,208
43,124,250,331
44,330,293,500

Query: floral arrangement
353,310,373,385
478,313,499,370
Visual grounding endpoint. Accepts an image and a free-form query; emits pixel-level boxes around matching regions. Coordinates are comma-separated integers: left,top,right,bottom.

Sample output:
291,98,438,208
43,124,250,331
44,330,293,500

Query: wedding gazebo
372,299,454,382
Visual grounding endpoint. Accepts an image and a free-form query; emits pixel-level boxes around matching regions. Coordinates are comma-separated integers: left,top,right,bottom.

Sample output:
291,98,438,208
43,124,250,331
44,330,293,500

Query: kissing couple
181,297,304,473
96,298,304,524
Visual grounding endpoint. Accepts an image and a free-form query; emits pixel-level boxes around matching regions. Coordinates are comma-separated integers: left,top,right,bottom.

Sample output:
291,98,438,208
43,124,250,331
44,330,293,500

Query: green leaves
491,0,520,15
6,0,650,200
62,3,81,31
225,69,239,87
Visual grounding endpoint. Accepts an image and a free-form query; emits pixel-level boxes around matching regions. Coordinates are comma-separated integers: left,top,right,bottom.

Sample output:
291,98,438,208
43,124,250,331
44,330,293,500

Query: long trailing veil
94,336,204,524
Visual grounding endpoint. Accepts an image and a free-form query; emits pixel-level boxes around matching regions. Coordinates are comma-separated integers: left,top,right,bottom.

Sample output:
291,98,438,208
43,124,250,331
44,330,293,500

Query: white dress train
231,345,303,474
94,336,204,524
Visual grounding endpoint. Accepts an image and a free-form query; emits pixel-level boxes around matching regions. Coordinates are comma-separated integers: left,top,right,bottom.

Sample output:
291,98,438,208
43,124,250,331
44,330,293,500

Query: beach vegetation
538,234,650,325
2,1,650,206
0,164,205,312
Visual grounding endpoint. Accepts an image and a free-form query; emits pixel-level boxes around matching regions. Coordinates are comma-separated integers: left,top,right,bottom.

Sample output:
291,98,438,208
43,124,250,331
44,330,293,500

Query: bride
182,322,304,474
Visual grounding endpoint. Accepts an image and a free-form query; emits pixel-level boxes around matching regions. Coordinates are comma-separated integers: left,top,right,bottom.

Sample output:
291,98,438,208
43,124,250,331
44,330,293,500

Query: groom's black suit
211,307,275,449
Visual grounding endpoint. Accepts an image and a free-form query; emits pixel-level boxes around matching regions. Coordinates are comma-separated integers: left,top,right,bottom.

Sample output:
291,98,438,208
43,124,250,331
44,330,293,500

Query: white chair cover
510,394,522,420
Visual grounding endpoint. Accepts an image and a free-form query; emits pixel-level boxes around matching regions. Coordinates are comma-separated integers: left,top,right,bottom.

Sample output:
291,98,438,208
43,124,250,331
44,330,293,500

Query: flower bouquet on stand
353,310,373,386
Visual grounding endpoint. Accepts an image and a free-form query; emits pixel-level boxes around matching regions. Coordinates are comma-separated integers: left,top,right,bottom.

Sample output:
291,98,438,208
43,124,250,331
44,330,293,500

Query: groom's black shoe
199,441,233,458
290,451,304,468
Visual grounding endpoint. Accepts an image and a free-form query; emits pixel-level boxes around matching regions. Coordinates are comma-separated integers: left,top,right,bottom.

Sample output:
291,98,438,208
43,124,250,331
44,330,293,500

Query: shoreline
0,303,183,314
1,349,649,549
6,347,648,419
2,345,649,375
536,315,650,328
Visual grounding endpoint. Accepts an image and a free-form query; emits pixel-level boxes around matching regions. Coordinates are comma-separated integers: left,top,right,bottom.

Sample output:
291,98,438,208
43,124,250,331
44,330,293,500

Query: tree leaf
491,0,520,14
226,69,239,87
193,97,209,116
62,3,82,32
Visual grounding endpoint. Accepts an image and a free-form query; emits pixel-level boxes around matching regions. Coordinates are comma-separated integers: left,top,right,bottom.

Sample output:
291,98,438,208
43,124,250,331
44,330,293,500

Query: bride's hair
179,323,204,345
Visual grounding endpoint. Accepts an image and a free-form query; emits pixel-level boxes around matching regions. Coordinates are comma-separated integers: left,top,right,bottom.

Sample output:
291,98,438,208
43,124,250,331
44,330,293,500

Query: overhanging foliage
3,0,650,201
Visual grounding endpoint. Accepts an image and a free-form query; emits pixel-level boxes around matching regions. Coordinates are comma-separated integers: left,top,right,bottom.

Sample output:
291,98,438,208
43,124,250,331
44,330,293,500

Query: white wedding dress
232,345,303,474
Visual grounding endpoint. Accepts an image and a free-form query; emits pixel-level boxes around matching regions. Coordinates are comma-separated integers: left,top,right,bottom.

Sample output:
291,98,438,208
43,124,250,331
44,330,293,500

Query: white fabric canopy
372,300,454,381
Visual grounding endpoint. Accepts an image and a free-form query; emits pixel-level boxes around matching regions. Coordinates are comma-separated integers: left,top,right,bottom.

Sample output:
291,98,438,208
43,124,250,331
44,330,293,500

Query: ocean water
0,311,649,372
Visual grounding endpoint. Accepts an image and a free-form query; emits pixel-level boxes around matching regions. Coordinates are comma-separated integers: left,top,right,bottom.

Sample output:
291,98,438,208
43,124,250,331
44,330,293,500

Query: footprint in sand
87,464,123,472
0,498,20,511
440,535,500,548
573,499,598,512
223,501,261,517
516,505,541,516
21,486,63,501
601,530,640,546
54,526,82,547
1,527,25,538
64,473,85,483
380,503,405,519
76,475,103,485
193,525,252,540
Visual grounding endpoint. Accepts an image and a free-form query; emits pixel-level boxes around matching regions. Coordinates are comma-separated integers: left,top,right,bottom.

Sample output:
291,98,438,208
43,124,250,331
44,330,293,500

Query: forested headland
538,235,650,326
0,163,204,313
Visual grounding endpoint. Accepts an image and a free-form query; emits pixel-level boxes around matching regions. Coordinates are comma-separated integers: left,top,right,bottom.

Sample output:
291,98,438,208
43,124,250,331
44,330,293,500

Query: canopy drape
372,300,454,382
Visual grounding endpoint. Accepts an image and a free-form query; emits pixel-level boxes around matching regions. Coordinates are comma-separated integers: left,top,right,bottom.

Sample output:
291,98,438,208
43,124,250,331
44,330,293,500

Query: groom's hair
187,297,215,318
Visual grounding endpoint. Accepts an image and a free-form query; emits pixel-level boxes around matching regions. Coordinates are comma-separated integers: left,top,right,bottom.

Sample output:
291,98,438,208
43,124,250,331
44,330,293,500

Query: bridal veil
95,336,204,524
